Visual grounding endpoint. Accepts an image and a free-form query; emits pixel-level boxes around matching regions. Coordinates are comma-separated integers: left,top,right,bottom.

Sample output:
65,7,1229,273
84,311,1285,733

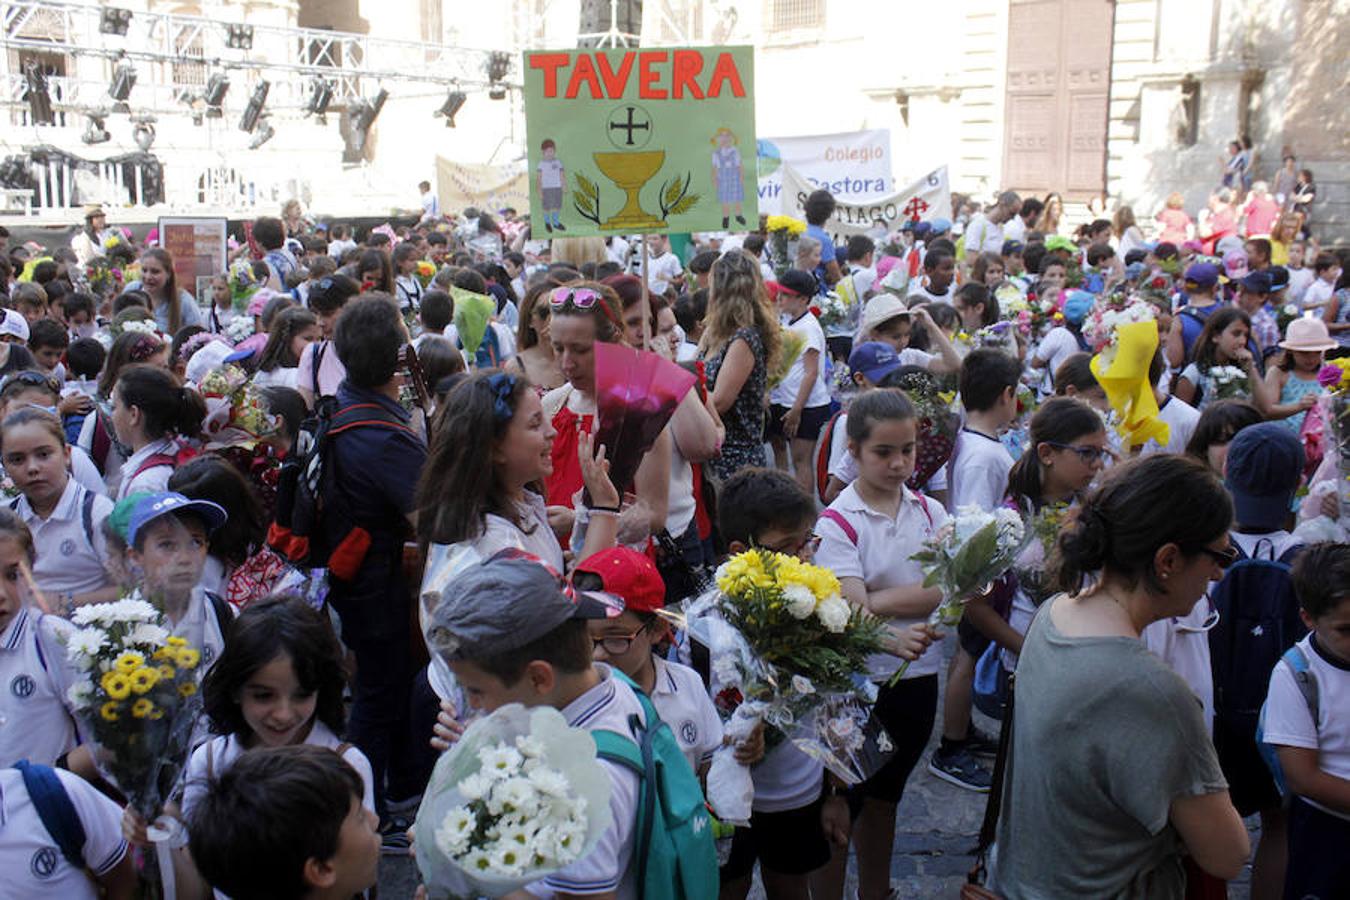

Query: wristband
588,504,621,514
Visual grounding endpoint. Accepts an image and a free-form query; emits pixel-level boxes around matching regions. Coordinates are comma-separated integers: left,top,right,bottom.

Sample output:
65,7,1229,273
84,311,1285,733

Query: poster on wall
779,164,951,242
523,46,757,237
756,130,893,215
158,217,228,303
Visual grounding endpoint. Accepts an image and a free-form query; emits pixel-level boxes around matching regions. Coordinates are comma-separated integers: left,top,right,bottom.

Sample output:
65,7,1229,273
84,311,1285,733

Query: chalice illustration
593,104,667,231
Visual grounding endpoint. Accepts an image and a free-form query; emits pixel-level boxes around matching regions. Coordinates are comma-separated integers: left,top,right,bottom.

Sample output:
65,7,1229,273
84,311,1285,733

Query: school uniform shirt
769,312,830,409
1302,279,1334,313
1140,597,1216,731
1032,326,1082,393
181,721,375,822
14,479,113,597
1263,632,1350,820
649,656,722,774
947,428,1015,513
250,366,300,390
1286,267,1315,306
395,274,424,314
0,766,127,898
425,493,564,704
963,213,1004,257
527,663,644,900
815,483,947,680
297,339,347,400
445,322,518,366
0,608,80,767
906,283,953,306
1138,395,1201,457
116,437,178,500
640,251,683,297
69,445,108,497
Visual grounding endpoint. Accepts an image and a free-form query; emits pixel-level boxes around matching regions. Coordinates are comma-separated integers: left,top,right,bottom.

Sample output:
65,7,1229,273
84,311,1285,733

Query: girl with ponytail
111,364,206,498
995,455,1249,896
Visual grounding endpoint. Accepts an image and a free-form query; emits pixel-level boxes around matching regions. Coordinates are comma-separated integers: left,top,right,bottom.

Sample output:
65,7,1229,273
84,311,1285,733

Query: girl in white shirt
251,307,321,390
110,365,205,500
813,388,944,900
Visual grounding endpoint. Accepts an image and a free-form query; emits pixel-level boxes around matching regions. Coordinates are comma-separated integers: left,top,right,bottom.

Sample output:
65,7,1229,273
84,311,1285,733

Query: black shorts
852,674,939,805
957,615,991,658
766,403,832,441
1211,715,1280,817
719,786,831,881
1285,796,1350,899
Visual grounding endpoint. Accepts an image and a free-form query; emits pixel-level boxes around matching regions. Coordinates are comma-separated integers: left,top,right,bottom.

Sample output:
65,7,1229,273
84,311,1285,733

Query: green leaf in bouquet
950,521,1000,582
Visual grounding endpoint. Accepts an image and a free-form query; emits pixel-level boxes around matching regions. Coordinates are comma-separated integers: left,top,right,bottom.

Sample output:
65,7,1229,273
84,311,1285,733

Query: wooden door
1003,0,1113,200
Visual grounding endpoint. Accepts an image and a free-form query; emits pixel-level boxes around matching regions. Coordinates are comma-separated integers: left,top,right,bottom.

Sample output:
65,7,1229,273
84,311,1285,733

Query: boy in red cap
574,547,739,775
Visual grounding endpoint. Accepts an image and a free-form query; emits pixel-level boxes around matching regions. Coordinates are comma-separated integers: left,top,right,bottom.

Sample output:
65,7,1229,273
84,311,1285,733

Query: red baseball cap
573,547,666,614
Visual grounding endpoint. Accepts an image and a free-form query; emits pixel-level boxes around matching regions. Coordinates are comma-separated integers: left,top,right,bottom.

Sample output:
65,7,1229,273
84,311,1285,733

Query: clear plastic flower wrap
413,704,614,899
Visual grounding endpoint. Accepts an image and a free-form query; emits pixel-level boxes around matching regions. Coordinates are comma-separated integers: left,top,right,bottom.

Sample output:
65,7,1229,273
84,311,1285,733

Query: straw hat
83,204,106,220
859,294,909,337
1278,317,1337,352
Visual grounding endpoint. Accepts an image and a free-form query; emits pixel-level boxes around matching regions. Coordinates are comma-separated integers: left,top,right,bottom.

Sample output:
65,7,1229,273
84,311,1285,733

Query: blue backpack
1255,645,1320,796
13,760,86,869
592,672,718,900
1208,539,1306,737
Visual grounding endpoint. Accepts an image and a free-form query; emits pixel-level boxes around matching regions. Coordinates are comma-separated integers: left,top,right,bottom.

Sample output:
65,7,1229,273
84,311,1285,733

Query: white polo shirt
815,483,947,680
770,312,830,410
1263,632,1350,819
529,664,644,899
1138,395,1201,457
116,437,178,500
181,720,375,821
13,479,113,597
649,656,722,773
0,608,80,767
947,428,1014,513
0,765,127,897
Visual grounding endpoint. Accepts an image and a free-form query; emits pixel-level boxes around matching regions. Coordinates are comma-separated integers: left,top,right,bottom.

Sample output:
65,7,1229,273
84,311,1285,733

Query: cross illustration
903,197,930,221
609,106,651,146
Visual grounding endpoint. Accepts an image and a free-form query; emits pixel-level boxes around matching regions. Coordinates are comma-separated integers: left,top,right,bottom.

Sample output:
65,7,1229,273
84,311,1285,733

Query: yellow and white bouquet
63,597,203,821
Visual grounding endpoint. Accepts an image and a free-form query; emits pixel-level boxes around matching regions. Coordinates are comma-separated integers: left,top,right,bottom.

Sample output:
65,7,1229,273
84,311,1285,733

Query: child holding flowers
1264,317,1336,433
1175,307,1272,412
813,389,945,900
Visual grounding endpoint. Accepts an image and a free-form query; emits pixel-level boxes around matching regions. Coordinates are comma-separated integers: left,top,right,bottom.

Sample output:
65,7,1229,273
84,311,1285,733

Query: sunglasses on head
549,286,621,327
2,371,60,394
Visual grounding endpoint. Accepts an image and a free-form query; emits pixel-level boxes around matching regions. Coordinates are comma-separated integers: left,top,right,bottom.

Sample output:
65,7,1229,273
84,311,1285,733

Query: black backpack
1209,538,1306,736
267,399,414,581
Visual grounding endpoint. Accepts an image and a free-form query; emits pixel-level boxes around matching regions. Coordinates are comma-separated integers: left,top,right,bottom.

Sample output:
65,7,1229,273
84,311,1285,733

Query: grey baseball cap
425,550,624,662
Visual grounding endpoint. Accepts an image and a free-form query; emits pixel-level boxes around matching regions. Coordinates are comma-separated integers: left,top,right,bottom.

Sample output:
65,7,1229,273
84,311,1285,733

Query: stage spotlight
23,62,54,125
342,88,388,158
304,77,333,120
100,7,132,36
226,24,254,50
109,60,137,112
249,118,276,149
204,72,230,117
82,112,111,144
486,51,511,84
239,80,270,133
435,89,465,127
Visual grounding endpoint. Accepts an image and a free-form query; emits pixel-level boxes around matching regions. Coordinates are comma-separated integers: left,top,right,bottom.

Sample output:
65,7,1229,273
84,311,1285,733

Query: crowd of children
0,184,1344,900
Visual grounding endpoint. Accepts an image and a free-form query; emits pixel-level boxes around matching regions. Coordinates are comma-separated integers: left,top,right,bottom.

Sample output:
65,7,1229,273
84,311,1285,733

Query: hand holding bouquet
887,506,1030,686
62,597,204,822
413,704,612,898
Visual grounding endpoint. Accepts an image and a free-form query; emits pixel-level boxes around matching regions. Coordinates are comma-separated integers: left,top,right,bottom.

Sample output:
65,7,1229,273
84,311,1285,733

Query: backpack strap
7,496,18,512
14,760,87,870
327,402,415,437
205,741,216,782
818,508,858,547
814,411,844,504
310,341,327,397
131,452,178,482
80,488,96,552
204,590,234,645
1281,645,1320,730
913,490,934,529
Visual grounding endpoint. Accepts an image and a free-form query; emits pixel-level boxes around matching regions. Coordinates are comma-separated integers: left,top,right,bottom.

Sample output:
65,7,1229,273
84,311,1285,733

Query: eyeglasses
591,625,649,656
1046,442,1113,465
755,534,822,558
1196,545,1240,570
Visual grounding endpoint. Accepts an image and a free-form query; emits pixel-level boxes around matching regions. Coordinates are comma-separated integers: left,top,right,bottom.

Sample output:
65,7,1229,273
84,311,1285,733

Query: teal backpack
1255,643,1320,796
592,671,718,900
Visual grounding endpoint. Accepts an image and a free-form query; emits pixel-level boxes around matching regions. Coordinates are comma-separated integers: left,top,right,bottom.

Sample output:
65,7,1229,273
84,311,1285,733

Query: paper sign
523,46,757,236
756,130,894,214
779,164,952,243
158,217,227,303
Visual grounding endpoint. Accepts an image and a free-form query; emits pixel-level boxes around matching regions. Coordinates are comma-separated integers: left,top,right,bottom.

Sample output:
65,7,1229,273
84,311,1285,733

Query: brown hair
699,249,781,373
139,247,185,335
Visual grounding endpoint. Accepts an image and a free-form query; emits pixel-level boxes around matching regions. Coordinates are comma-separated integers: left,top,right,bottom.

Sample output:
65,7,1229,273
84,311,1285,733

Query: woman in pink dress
1155,192,1193,245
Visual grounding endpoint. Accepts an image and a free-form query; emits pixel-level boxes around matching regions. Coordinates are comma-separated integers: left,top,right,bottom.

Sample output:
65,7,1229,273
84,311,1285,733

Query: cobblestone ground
377,635,1257,899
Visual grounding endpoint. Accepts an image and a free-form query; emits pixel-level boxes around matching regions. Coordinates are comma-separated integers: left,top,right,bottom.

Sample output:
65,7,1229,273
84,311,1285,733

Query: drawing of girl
711,127,746,227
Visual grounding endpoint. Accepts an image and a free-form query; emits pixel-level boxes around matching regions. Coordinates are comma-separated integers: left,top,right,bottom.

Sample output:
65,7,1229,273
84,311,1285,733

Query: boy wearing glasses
576,546,726,774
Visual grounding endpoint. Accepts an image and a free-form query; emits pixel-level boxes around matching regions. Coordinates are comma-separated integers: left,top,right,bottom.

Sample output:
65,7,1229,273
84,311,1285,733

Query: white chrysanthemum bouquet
62,596,204,821
414,704,612,898
888,506,1031,686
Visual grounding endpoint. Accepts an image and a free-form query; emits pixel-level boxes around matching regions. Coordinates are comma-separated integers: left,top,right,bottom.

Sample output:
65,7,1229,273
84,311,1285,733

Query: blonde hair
551,237,608,267
1166,192,1185,209
711,127,738,145
1112,205,1136,236
795,235,821,265
699,249,781,374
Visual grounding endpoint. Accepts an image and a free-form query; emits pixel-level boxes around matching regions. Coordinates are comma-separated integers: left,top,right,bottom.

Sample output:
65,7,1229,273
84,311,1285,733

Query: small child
27,316,68,385
821,341,903,504
1263,542,1350,899
1263,317,1334,434
61,336,104,443
1,371,107,495
768,269,833,495
59,291,98,341
948,348,1021,513
575,547,723,774
414,288,452,346
1300,251,1340,313
1139,347,1201,456
207,274,237,335
12,282,48,324
186,744,380,900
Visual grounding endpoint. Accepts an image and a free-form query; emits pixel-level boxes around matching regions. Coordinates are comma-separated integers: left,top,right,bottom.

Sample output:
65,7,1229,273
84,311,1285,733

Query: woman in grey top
992,455,1250,899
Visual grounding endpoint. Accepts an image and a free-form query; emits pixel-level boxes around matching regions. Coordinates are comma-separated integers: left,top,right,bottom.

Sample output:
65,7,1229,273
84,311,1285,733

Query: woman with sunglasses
700,249,781,480
541,282,671,547
991,454,1249,898
504,276,572,393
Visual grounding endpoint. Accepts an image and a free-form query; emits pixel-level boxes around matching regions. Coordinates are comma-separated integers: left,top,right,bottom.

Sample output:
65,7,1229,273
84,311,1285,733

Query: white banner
756,130,892,214
779,164,951,242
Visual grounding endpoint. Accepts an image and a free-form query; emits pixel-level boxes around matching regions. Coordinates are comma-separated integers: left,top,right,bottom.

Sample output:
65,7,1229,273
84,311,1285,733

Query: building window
1176,75,1200,147
767,0,824,32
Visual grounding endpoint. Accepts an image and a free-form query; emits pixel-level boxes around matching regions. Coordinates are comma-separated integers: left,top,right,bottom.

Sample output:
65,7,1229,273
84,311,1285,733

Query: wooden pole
640,233,652,350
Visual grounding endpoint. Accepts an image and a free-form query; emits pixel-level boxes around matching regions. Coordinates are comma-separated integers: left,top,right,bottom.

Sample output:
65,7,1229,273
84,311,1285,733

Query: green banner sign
523,46,757,237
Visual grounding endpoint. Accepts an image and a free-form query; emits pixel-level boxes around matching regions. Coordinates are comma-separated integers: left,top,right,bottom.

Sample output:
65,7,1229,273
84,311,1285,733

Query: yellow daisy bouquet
62,596,204,820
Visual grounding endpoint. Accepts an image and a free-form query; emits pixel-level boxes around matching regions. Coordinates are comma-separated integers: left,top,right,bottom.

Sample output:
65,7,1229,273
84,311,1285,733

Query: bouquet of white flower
812,289,852,331
224,315,255,344
413,704,613,899
62,596,204,823
1207,364,1250,402
887,506,1030,686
